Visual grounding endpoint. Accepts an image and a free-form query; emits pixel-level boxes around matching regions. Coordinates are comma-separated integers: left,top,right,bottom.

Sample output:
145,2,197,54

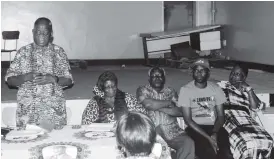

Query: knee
184,135,195,149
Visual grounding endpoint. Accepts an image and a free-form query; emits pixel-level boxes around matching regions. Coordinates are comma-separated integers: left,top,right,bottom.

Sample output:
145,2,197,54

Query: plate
5,135,38,141
84,131,115,138
5,130,44,141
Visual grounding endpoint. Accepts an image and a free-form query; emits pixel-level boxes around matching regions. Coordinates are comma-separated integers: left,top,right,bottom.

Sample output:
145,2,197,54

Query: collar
32,42,53,50
146,84,166,94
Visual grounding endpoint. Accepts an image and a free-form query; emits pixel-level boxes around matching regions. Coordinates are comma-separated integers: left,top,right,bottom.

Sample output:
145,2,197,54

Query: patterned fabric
5,43,73,129
81,86,146,124
94,89,128,123
29,142,90,159
217,81,265,113
217,81,273,159
137,85,184,141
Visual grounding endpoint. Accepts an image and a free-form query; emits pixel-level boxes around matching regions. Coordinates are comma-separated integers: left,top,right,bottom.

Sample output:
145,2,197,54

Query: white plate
5,130,43,141
84,131,114,138
5,135,38,141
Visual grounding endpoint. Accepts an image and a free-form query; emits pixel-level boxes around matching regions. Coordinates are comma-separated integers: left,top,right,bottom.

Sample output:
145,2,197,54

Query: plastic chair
1,31,20,64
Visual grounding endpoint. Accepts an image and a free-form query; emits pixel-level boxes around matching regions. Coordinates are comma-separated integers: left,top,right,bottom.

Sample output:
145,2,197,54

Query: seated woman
217,64,273,159
116,111,171,159
81,71,146,124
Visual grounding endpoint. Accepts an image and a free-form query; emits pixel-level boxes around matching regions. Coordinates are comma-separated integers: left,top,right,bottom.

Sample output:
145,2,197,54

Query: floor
2,65,274,102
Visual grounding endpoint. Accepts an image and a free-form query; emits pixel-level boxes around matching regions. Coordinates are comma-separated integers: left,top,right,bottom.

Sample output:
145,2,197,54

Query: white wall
216,1,274,65
165,3,193,30
194,1,212,26
1,1,163,60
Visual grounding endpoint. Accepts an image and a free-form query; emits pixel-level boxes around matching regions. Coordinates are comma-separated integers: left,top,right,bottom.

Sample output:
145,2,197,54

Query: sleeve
170,87,179,103
136,86,150,103
126,93,147,114
54,47,73,82
5,48,24,81
81,99,99,125
214,84,227,106
178,87,191,107
249,89,265,110
216,81,227,90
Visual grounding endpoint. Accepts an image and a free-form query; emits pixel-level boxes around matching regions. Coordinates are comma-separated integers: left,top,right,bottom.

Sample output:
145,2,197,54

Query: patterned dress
5,43,73,129
137,85,184,141
217,81,273,159
81,86,146,124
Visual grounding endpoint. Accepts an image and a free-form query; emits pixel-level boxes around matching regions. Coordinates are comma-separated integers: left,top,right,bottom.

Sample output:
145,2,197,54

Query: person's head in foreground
229,64,249,86
191,58,210,84
96,71,118,98
116,111,156,158
32,17,53,47
148,67,166,91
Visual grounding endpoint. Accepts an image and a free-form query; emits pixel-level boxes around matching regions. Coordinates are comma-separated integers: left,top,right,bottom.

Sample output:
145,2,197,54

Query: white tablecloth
1,124,119,159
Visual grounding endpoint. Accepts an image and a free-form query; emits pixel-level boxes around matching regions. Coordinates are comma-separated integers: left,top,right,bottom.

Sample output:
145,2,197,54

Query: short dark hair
96,71,118,91
116,112,156,156
234,63,249,77
148,67,166,77
34,17,53,32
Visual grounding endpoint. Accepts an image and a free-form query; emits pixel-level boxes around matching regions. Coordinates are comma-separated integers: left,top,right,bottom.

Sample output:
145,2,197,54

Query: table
1,125,119,159
139,25,221,66
1,124,171,159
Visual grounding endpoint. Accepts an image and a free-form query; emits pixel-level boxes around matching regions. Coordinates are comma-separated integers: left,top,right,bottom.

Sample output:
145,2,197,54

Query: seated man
178,59,227,159
137,67,195,159
116,111,171,159
217,64,273,159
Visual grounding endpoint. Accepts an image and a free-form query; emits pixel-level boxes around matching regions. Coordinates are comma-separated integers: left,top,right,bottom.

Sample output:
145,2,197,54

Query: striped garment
217,81,273,159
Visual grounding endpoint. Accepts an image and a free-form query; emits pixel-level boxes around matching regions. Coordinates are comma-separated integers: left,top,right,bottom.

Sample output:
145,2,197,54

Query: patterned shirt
217,81,273,159
5,43,73,129
137,85,184,141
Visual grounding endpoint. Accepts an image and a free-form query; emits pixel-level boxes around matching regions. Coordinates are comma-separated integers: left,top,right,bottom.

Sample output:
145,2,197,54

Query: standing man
5,17,73,129
178,58,227,159
137,67,195,159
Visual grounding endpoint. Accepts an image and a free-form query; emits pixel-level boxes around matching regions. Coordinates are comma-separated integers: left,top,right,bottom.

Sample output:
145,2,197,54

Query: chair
1,103,17,128
1,31,20,64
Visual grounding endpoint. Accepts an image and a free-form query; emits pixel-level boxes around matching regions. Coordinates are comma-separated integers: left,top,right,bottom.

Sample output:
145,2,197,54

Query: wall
164,1,193,31
216,1,274,65
194,1,212,26
1,1,163,60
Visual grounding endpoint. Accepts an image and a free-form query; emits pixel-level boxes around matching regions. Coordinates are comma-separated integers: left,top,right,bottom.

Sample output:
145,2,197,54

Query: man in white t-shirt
178,58,227,159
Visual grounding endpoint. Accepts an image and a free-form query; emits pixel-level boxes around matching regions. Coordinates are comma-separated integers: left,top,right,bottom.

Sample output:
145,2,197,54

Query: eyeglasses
193,69,207,74
231,72,242,76
150,75,164,78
